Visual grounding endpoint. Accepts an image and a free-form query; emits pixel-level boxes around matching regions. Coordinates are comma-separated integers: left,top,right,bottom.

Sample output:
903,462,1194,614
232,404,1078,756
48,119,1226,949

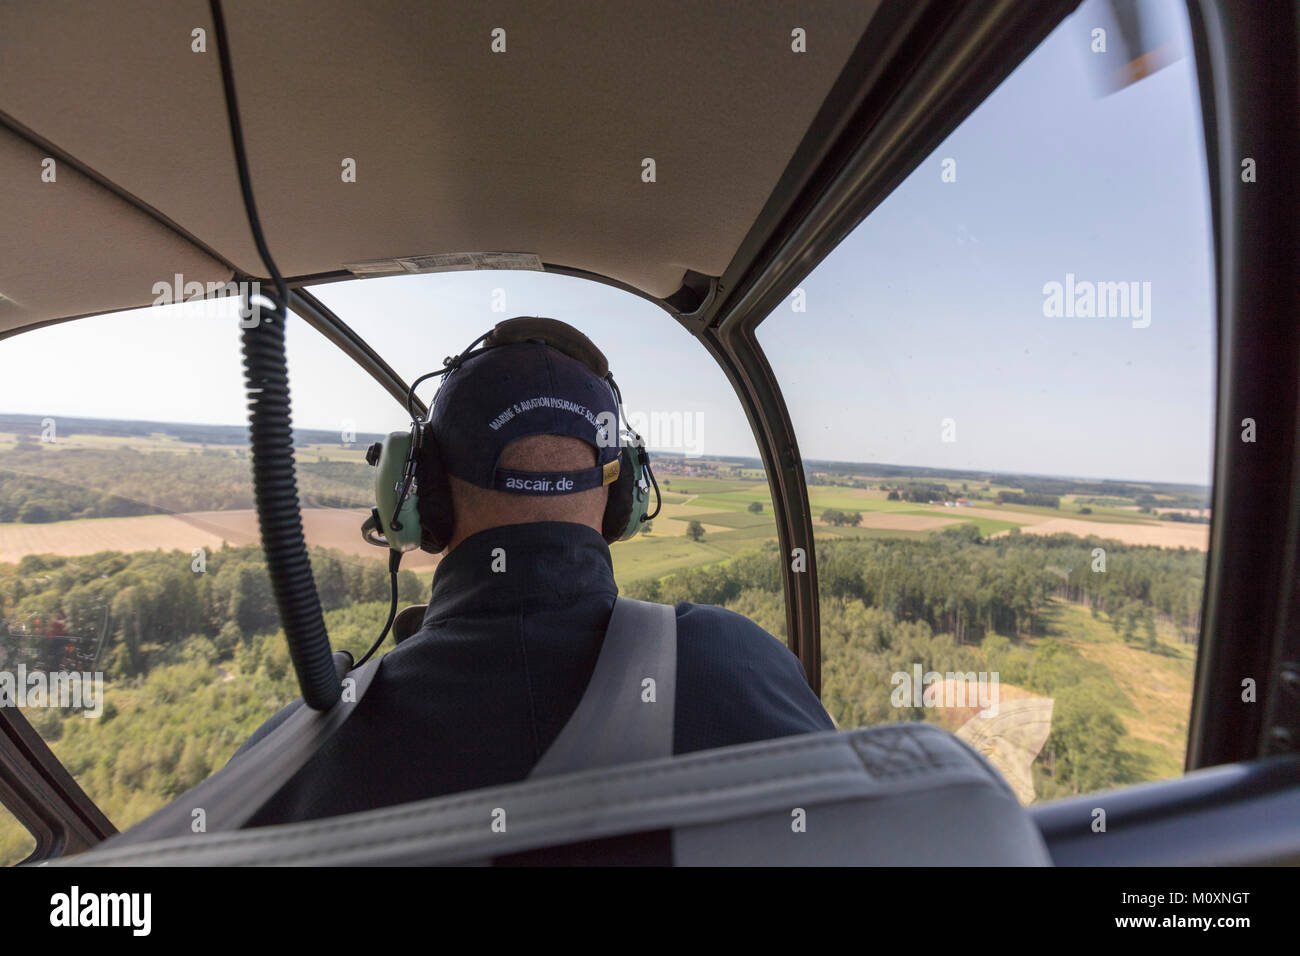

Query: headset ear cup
601,448,636,543
417,428,454,553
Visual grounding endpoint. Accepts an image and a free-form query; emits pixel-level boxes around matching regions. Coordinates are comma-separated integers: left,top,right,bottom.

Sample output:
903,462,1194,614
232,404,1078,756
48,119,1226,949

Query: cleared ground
1,513,219,561
1040,600,1195,782
987,517,1209,550
0,508,442,569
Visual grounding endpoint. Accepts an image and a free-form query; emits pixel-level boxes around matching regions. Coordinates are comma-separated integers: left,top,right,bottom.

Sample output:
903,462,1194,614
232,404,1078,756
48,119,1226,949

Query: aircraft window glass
0,295,411,847
306,272,782,628
0,804,35,866
757,1,1213,802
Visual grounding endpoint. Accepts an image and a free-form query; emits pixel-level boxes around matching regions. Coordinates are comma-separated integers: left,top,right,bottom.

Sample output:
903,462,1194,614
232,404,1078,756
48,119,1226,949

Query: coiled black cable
211,0,340,710
355,551,402,668
239,293,340,709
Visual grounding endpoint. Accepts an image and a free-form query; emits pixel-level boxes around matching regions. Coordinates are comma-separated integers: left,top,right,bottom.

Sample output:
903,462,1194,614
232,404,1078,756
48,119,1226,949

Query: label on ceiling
344,252,544,277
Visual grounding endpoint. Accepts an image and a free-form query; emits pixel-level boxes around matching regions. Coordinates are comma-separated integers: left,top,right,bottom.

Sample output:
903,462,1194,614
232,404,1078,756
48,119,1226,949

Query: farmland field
988,517,1209,550
0,508,443,569
0,432,1210,578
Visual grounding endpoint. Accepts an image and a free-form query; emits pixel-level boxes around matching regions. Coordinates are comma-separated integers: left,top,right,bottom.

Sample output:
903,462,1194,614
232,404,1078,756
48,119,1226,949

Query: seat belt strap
528,597,677,780
98,653,383,845
105,598,673,846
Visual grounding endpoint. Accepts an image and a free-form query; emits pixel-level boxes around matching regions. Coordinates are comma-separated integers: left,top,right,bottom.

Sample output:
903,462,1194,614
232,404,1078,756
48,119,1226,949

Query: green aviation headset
361,317,660,556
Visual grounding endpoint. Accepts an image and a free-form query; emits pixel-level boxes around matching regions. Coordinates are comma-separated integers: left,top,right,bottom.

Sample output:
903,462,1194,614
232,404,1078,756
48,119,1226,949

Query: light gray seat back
51,723,1050,866
51,594,1050,865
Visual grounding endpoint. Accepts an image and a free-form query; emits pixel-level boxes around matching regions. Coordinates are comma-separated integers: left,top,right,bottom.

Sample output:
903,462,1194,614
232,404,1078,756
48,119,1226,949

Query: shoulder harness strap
528,597,677,779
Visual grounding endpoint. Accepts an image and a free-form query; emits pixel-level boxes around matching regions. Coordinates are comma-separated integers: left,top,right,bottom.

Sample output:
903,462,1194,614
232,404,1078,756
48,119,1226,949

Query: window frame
3,0,1297,862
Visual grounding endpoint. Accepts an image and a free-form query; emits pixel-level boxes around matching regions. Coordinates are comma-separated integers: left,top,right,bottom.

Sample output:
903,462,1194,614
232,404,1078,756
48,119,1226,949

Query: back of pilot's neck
428,522,617,618
445,517,604,554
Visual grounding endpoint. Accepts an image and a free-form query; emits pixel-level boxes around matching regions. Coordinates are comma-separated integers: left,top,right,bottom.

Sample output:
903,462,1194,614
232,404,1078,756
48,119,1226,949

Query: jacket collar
425,521,617,623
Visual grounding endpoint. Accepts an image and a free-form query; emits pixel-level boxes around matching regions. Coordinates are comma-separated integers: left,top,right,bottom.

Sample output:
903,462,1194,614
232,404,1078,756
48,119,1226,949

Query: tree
685,520,705,541
1043,681,1127,794
822,508,847,526
397,569,425,604
847,511,862,527
18,500,56,523
311,551,348,611
358,561,390,603
175,736,211,791
1112,600,1141,643
887,490,901,501
1141,609,1158,650
747,501,763,514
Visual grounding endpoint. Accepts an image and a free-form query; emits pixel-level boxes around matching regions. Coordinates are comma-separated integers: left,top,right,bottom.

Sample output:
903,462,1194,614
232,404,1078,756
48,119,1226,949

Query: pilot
232,324,834,829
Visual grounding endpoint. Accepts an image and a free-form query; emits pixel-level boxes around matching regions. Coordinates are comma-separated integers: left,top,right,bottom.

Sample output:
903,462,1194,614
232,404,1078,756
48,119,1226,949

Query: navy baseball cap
427,333,622,496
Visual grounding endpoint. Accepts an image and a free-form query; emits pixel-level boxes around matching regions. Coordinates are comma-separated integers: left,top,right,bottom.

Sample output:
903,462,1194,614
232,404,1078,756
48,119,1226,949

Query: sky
0,2,1214,486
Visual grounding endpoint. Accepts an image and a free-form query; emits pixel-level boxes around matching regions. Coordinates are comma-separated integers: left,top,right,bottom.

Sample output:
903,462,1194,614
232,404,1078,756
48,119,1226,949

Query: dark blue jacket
235,521,834,824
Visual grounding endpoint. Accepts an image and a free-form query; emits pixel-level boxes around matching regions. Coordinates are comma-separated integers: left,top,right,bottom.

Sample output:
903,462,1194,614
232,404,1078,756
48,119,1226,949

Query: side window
0,295,415,851
759,3,1212,802
0,805,35,867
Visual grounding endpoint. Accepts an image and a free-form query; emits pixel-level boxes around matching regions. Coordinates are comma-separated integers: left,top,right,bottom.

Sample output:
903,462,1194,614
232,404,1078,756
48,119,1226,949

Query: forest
0,541,424,863
0,438,372,520
626,526,1204,799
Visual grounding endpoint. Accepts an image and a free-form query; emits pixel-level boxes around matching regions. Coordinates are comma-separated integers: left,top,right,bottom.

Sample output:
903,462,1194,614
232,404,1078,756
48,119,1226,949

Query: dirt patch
1154,507,1210,517
0,508,442,569
922,679,1044,733
989,518,1208,550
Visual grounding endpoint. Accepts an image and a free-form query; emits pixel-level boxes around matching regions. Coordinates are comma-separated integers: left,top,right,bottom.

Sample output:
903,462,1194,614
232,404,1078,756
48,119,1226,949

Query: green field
298,443,371,463
1034,600,1195,783
896,510,1024,536
976,500,1161,525
614,520,778,580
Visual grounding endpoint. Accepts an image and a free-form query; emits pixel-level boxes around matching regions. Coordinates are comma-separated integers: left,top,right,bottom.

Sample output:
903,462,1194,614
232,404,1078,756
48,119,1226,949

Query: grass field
0,431,224,455
298,443,371,463
978,500,1163,525
611,520,778,580
1037,599,1195,781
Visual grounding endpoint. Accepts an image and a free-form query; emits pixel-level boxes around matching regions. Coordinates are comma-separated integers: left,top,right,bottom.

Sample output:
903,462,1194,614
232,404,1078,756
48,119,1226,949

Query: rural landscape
0,414,1210,863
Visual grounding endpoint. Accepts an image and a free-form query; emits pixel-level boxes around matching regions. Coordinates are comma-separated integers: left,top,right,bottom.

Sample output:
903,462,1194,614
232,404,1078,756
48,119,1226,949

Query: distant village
652,457,750,479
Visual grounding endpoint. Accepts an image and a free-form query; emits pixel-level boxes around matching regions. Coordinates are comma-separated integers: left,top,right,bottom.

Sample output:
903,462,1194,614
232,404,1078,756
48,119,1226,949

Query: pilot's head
426,329,619,552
